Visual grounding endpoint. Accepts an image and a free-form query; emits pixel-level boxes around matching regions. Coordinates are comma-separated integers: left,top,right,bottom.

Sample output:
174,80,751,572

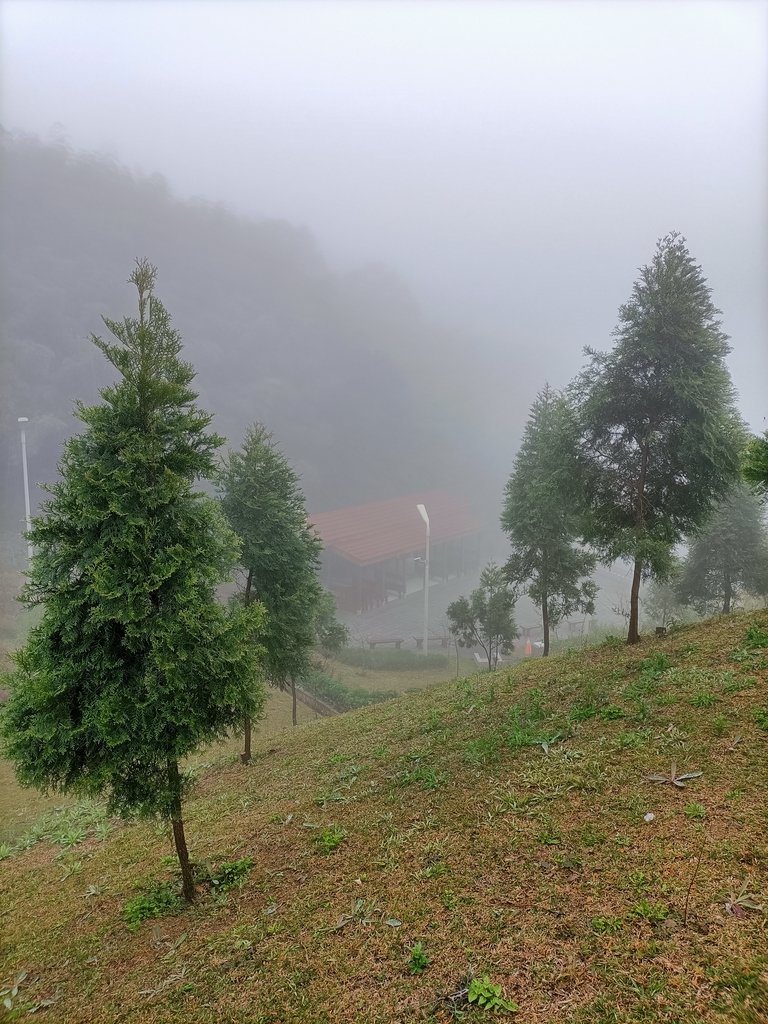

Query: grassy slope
1,612,767,1024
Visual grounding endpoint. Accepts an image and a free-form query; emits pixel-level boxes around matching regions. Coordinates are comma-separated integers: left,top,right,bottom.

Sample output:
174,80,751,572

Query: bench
414,636,451,650
368,638,404,650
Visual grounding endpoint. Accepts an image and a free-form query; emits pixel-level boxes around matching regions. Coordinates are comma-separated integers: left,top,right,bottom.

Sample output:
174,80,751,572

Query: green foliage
1,264,264,845
754,707,768,732
744,431,768,494
629,899,670,923
314,591,350,655
218,423,323,690
502,385,597,654
209,856,254,893
333,647,448,671
447,562,517,671
315,825,346,854
300,668,398,711
678,483,768,614
570,233,744,642
592,915,623,935
124,881,184,930
467,975,519,1013
685,803,706,819
407,941,430,975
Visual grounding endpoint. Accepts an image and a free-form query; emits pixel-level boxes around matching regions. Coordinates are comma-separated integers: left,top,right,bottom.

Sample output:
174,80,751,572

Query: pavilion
310,491,481,614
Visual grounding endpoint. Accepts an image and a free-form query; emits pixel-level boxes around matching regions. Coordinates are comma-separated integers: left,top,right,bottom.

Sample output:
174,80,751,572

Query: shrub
300,669,398,711
124,881,184,930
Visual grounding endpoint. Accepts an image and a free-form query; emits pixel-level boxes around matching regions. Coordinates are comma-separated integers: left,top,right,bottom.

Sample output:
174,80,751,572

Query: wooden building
311,491,481,614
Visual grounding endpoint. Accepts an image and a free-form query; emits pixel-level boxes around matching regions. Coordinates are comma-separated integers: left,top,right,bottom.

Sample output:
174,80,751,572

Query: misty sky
2,0,766,432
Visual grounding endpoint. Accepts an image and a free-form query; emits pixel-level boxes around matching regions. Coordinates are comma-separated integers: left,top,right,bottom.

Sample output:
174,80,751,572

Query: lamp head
18,417,29,423
416,503,429,526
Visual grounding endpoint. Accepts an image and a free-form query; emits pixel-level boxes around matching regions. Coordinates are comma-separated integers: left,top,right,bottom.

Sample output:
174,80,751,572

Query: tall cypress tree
1,262,264,900
218,424,323,751
678,484,768,614
571,233,744,643
502,385,597,655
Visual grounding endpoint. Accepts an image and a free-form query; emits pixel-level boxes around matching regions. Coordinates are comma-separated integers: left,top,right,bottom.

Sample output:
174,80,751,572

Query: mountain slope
2,612,767,1023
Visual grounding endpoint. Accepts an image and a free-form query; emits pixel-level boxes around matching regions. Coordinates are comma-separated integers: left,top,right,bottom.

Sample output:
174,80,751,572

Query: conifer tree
678,484,768,614
218,424,323,747
571,233,743,643
1,261,264,900
502,386,597,655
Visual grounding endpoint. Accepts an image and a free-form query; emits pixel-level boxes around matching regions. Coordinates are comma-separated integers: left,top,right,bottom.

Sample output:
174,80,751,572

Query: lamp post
416,503,430,656
18,417,32,561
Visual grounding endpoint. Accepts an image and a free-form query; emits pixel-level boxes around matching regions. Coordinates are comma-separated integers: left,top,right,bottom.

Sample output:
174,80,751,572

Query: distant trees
501,386,597,655
218,424,323,745
678,484,768,614
570,233,743,644
447,563,517,671
0,262,264,901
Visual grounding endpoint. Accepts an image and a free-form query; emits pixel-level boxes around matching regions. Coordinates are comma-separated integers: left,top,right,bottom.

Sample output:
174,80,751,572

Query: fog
2,0,766,540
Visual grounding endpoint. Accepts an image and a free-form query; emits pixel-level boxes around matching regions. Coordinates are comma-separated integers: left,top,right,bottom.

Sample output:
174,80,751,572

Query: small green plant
467,975,519,1013
754,706,768,732
744,623,768,649
408,941,430,975
210,856,253,893
690,691,718,708
464,735,502,766
591,915,623,935
315,826,347,854
124,881,184,930
685,803,706,820
0,843,15,861
630,899,670,923
441,890,459,910
1,972,28,1013
599,704,625,721
397,760,446,791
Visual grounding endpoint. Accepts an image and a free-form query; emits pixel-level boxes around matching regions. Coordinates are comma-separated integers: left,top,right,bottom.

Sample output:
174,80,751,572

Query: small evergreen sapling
1,261,264,901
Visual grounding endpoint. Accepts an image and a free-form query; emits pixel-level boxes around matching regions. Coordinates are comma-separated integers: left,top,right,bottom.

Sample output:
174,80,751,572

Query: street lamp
416,503,430,656
18,417,32,560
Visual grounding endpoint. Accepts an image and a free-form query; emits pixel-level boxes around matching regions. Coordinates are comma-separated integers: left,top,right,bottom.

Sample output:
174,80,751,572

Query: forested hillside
0,130,480,562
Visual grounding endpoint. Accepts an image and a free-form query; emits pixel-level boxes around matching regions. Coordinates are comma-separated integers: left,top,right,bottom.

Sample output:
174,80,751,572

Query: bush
124,881,184,930
333,648,448,671
300,669,398,711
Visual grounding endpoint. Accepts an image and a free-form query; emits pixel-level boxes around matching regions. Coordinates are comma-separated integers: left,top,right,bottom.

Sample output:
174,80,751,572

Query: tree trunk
168,760,195,902
241,717,252,764
241,568,254,762
541,564,550,656
628,441,650,646
291,678,297,726
723,568,732,614
628,555,643,645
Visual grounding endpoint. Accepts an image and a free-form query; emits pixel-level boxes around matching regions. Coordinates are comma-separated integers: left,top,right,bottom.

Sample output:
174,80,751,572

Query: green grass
1,611,767,1023
333,647,449,671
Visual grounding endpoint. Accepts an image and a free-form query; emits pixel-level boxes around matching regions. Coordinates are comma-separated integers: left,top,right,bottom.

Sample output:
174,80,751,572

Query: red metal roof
310,491,480,566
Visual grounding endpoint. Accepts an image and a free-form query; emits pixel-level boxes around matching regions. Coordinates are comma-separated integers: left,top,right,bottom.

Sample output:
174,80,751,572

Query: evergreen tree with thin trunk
447,562,517,671
678,484,768,615
570,233,744,644
218,424,323,747
0,261,264,901
501,385,597,655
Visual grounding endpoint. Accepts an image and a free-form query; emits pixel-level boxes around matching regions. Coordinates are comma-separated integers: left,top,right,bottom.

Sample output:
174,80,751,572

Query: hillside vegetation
2,612,767,1023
